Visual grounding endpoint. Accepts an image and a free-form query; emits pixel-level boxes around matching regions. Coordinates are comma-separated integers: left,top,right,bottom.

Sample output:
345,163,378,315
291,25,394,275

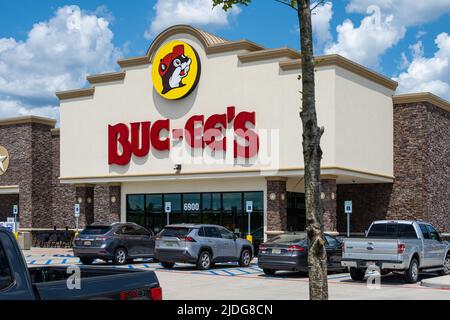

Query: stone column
320,175,337,232
75,186,94,228
266,177,288,233
93,184,121,225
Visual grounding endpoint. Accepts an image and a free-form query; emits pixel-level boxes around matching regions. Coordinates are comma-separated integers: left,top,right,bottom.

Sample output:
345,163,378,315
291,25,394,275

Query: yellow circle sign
0,146,10,176
152,41,201,100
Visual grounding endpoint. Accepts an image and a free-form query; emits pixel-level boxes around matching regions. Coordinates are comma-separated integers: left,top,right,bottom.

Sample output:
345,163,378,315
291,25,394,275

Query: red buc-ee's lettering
108,107,259,165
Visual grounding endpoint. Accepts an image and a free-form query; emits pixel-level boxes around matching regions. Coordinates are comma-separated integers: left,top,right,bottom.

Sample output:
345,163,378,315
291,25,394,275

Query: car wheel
437,254,450,276
239,249,252,267
197,251,212,270
80,257,94,265
349,267,366,281
404,258,420,283
113,247,128,265
263,269,276,276
161,261,175,269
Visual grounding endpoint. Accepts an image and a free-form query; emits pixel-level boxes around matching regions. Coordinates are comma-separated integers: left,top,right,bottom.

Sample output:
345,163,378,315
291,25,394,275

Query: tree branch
274,0,297,10
310,0,326,12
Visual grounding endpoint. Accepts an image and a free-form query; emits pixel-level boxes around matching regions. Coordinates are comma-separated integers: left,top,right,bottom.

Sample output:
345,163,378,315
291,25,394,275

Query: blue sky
0,0,449,119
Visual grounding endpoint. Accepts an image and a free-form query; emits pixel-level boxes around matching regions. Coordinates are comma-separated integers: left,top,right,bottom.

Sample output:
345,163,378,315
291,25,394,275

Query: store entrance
287,192,306,231
126,191,264,243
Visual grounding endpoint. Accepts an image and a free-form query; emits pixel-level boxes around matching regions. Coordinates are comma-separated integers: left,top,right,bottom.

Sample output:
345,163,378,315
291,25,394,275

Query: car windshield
269,233,307,244
160,227,191,238
80,226,111,235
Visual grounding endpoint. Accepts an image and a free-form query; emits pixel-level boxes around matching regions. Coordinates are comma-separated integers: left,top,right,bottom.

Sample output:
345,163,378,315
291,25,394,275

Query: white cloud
395,32,450,100
324,6,405,68
311,1,334,52
325,0,450,69
0,5,121,121
145,0,241,40
346,0,450,27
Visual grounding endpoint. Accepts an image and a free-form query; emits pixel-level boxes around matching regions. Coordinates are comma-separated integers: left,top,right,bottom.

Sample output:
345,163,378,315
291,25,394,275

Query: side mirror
233,234,238,241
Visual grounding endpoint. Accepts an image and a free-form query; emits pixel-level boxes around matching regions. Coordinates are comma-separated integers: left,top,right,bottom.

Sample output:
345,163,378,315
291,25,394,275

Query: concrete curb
421,275,450,289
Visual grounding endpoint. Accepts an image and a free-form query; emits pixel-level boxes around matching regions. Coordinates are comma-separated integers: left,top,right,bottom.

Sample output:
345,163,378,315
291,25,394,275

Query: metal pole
248,211,251,235
76,216,79,233
347,213,350,238
167,212,170,226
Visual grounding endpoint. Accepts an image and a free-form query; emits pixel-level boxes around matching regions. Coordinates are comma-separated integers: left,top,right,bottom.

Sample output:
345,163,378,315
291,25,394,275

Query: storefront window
222,193,242,232
244,192,264,240
127,195,145,227
164,194,183,225
183,193,201,224
287,192,306,231
146,195,163,232
126,191,264,236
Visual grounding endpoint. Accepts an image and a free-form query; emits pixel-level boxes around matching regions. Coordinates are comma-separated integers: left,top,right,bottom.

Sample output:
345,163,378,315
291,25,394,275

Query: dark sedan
258,232,344,275
73,223,156,265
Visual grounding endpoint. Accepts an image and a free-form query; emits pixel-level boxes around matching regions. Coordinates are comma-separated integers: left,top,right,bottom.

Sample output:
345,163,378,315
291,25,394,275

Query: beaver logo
159,45,192,94
152,41,201,100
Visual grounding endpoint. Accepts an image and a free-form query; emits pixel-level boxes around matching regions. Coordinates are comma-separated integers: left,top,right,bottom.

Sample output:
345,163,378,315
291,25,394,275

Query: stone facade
0,118,118,230
266,178,287,232
93,185,121,225
320,178,337,232
337,100,450,233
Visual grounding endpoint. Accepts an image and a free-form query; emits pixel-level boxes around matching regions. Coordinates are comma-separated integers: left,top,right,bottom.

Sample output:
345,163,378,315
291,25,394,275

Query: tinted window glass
121,225,138,235
198,227,205,237
80,226,111,235
0,242,13,290
367,223,418,238
204,227,221,238
325,235,340,247
218,227,234,240
135,227,151,236
269,233,307,244
160,227,191,238
397,224,418,239
419,224,430,239
426,225,440,241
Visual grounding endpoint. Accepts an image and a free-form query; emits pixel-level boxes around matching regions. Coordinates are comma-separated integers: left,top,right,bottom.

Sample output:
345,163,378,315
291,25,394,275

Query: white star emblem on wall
0,154,7,173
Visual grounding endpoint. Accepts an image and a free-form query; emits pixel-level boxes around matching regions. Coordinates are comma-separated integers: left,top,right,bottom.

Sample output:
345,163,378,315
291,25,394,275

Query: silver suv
155,224,254,270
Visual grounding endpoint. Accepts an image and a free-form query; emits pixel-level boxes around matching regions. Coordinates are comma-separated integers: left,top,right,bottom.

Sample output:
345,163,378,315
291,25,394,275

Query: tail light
149,287,163,300
120,289,140,300
397,243,406,254
341,242,345,253
259,245,267,252
155,236,161,241
179,236,196,242
95,236,109,242
288,245,305,252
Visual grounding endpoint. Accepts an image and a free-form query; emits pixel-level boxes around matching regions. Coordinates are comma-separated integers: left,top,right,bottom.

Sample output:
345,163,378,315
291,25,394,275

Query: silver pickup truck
341,220,450,283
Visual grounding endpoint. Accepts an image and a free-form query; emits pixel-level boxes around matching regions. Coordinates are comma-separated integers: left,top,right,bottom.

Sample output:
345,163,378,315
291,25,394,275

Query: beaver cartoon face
159,45,192,95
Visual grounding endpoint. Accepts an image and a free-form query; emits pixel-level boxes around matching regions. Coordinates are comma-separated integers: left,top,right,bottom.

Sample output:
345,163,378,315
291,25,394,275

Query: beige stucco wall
60,32,394,183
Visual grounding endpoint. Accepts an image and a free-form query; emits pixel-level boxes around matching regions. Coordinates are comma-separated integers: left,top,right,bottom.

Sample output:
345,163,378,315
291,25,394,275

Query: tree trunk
296,0,328,300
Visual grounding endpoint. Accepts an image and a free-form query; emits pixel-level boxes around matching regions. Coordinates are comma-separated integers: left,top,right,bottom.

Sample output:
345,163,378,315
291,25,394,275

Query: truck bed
29,266,160,300
343,237,406,262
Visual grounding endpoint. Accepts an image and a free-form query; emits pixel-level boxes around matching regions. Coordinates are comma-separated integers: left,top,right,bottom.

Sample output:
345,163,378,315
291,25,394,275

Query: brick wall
266,179,287,231
337,101,450,233
51,132,77,228
0,123,34,227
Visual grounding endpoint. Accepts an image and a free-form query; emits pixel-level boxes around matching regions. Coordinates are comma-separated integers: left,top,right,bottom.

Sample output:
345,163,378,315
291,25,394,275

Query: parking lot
24,248,450,300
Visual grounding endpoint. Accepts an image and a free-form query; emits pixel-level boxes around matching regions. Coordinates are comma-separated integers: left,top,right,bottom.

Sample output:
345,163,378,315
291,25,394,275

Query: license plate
272,248,281,254
84,241,92,246
164,241,174,247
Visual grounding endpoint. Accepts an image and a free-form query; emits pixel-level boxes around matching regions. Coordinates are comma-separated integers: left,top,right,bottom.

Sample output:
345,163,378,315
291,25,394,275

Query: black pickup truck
0,227,162,300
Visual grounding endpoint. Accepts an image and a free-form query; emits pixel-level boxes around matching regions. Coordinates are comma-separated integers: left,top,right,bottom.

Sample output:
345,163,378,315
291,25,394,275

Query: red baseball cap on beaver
159,44,185,77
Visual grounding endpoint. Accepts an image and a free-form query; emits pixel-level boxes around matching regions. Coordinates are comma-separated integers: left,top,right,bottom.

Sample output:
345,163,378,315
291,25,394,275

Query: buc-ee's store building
0,25,449,242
